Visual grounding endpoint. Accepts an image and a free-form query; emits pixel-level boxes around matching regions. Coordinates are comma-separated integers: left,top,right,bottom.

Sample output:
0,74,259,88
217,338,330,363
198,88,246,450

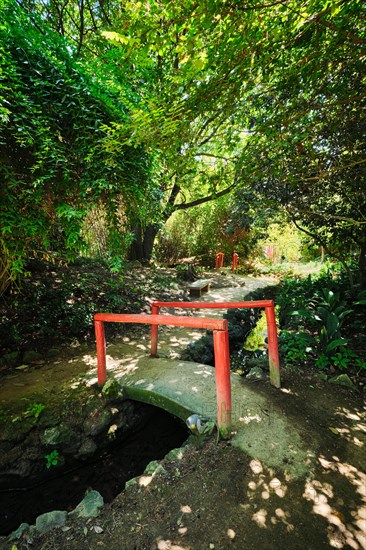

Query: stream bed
0,405,188,535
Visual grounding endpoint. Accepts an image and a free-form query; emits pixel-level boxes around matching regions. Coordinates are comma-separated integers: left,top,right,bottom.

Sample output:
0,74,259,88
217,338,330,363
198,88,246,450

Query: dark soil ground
1,264,365,549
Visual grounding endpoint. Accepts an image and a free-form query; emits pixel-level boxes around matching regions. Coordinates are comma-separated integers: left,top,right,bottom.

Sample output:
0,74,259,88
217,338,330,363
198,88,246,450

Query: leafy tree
0,0,152,287
100,0,366,276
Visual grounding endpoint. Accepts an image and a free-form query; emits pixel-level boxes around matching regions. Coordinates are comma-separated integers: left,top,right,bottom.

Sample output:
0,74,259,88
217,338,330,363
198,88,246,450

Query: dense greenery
277,265,366,372
98,0,366,276
0,257,181,355
0,0,155,287
1,0,365,288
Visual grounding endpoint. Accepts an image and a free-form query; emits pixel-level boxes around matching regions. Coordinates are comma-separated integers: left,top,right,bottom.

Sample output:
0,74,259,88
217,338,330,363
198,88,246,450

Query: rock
83,409,112,436
144,460,166,476
101,379,123,400
246,366,264,380
40,424,81,452
70,490,104,518
0,417,35,443
165,447,187,461
316,372,328,381
9,522,30,540
35,510,67,535
22,350,43,363
125,477,138,490
40,426,60,446
78,437,97,458
329,374,356,389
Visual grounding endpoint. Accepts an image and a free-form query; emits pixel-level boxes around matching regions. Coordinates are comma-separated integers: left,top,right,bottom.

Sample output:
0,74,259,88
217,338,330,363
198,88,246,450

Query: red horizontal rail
94,312,231,433
151,299,280,388
152,300,274,309
94,312,227,331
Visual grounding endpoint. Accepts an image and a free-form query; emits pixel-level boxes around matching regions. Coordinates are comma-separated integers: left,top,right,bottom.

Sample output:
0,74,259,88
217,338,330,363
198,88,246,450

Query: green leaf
326,338,349,353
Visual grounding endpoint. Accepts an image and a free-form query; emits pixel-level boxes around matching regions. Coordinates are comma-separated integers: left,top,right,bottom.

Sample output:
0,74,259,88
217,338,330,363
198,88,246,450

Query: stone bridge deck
87,341,310,478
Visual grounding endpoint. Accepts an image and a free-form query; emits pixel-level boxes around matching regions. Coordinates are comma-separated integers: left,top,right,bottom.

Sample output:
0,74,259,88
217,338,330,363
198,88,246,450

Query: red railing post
265,305,281,388
215,252,224,269
95,319,107,386
213,327,232,434
150,304,160,357
231,253,239,271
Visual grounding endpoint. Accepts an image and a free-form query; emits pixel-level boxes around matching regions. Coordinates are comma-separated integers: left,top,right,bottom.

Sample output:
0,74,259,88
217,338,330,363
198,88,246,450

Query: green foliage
243,311,268,352
276,266,366,372
156,196,255,266
292,288,352,357
256,223,303,264
24,402,46,420
279,330,315,368
0,258,124,351
0,0,154,288
12,400,46,422
44,449,60,469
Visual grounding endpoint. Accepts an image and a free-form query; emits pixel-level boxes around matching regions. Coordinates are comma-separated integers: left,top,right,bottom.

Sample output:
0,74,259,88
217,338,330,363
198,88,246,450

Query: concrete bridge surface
89,340,312,479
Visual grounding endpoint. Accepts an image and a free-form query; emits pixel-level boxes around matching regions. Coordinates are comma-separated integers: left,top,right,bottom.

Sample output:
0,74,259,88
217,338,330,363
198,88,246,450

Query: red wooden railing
151,300,280,388
94,313,232,432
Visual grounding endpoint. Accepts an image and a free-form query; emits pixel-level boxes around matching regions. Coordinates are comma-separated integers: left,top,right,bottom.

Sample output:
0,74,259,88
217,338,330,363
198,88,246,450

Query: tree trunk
358,229,366,289
128,223,159,262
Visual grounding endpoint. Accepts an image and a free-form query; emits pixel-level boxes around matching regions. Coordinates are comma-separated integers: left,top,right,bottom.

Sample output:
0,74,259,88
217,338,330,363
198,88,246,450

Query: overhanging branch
173,178,239,211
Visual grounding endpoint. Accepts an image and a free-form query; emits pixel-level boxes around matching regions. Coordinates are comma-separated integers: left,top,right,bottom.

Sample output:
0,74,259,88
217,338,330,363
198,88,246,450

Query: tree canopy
1,0,365,285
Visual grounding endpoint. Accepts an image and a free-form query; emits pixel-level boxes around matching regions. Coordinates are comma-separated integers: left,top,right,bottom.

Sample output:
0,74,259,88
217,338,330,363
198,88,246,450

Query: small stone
15,364,31,370
70,490,104,518
227,528,236,539
78,437,97,458
329,374,356,389
246,366,264,380
9,522,30,540
35,510,67,534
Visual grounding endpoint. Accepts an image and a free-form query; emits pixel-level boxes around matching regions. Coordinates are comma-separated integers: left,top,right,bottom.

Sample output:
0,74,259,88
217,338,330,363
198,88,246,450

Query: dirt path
1,274,366,549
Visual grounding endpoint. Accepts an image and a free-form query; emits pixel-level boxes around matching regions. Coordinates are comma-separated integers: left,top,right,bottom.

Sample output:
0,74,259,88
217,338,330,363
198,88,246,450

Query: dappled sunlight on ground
81,351,143,383
303,455,366,550
156,539,189,550
238,451,366,549
240,459,294,531
192,368,213,378
331,405,366,449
